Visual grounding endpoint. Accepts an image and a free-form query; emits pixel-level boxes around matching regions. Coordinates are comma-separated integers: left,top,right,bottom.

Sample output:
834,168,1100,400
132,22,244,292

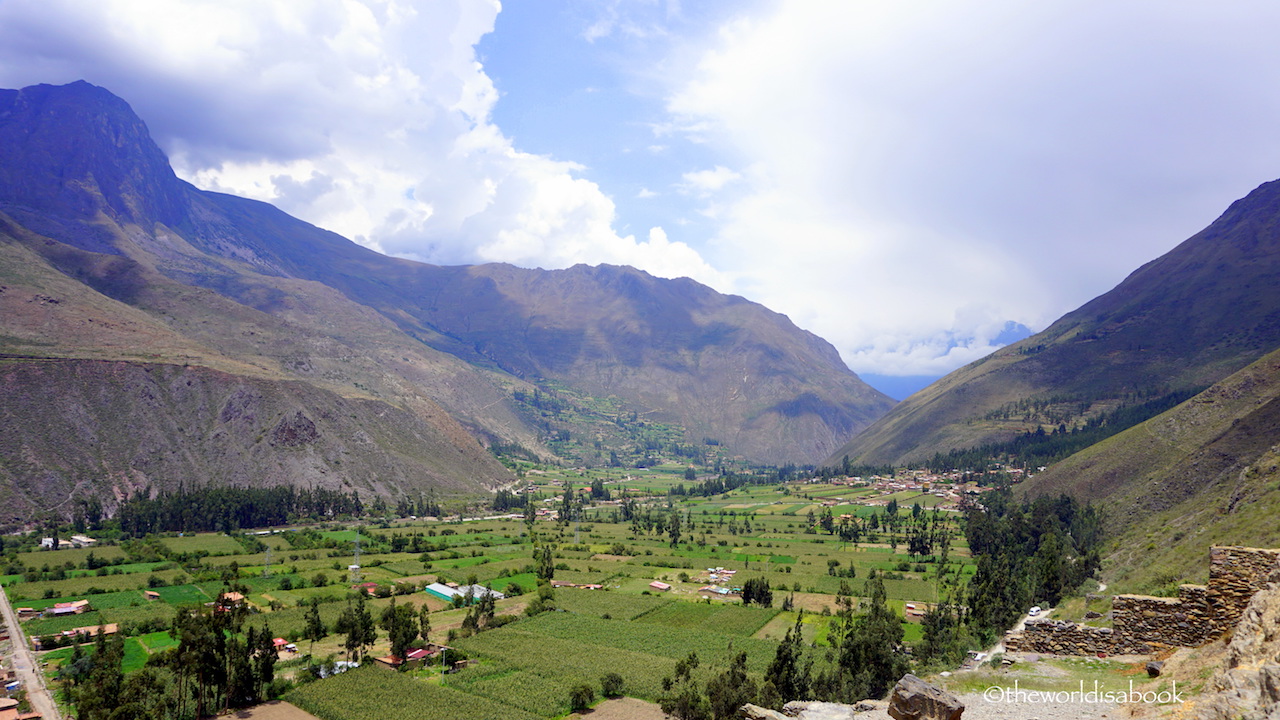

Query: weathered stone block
887,674,964,720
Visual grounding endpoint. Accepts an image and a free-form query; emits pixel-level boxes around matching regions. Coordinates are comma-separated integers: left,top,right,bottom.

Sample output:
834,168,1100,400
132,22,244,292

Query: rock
741,704,789,720
854,700,887,712
781,700,859,719
1085,610,1103,619
887,674,965,720
1146,660,1164,678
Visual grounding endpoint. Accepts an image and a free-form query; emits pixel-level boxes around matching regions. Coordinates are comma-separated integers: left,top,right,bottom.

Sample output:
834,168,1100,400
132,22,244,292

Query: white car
1028,606,1042,616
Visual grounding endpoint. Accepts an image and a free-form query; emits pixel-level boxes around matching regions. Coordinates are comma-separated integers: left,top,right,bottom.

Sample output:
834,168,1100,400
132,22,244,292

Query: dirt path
984,606,1051,657
0,582,60,719
225,700,322,720
578,697,668,720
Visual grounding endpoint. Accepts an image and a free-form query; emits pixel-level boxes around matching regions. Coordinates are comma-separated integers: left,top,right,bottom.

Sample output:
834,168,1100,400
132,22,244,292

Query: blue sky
3,1,1280,399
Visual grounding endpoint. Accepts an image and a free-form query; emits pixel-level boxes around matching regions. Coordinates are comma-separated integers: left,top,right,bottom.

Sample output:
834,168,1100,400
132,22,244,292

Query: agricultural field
3,473,976,718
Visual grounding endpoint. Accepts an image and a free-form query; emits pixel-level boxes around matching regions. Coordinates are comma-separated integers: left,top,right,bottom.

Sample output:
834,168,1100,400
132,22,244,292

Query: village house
46,599,90,616
0,696,41,720
423,582,504,604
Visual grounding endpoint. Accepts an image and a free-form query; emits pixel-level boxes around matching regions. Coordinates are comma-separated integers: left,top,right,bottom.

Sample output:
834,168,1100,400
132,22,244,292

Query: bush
570,684,595,712
601,672,625,698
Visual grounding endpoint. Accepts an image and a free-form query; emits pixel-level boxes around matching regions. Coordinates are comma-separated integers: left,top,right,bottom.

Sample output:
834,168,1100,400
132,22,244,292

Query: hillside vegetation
1021,346,1280,593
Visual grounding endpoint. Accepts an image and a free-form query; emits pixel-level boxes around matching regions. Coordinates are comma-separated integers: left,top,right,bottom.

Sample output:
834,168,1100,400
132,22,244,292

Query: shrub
570,684,595,712
601,672,625,698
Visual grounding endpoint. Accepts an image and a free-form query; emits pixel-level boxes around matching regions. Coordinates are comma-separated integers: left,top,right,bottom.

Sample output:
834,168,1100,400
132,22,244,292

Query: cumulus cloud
663,0,1280,375
0,0,720,287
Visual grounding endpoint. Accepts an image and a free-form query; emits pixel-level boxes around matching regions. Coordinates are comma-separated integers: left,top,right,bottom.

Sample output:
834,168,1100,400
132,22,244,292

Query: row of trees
116,485,366,536
925,388,1203,472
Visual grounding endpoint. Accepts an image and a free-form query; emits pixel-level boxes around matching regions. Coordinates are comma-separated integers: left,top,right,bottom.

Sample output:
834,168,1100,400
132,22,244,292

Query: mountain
1020,345,1280,593
830,179,1280,466
0,81,890,522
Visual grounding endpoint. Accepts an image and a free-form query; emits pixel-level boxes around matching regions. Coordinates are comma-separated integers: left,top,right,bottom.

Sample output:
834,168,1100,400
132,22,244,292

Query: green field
159,533,245,556
8,472,977,719
288,664,543,720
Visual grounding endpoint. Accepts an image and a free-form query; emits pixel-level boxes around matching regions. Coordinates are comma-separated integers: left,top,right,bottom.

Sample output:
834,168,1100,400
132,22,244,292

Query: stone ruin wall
1002,620,1152,655
1003,546,1280,656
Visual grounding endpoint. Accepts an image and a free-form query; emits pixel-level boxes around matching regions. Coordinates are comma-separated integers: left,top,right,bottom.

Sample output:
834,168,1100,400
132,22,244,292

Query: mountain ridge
830,177,1280,466
0,80,891,524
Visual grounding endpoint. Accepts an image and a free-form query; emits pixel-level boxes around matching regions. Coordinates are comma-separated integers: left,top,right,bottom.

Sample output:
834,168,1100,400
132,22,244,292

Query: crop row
286,665,543,720
634,600,779,636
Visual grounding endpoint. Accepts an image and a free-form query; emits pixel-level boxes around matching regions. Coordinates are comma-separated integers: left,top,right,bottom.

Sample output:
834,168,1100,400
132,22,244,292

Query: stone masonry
1003,546,1280,656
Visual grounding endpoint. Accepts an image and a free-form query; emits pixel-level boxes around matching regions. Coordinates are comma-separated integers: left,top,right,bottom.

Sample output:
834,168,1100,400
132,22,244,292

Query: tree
741,577,773,608
707,651,756,720
829,576,907,701
253,624,278,700
114,667,178,719
917,597,971,668
525,583,556,616
380,598,420,661
304,597,328,656
764,613,811,707
71,630,125,720
535,543,556,581
335,593,378,662
419,603,432,644
660,652,708,720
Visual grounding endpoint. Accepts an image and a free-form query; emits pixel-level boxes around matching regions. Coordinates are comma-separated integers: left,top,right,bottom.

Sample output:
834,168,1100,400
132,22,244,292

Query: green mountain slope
1019,347,1280,593
830,178,1280,466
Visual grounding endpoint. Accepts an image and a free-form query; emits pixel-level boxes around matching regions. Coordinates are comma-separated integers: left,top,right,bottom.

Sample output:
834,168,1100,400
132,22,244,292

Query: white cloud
0,0,720,287
678,165,742,197
663,0,1280,375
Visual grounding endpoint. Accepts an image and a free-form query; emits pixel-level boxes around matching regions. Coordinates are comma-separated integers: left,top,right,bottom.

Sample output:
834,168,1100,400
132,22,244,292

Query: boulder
781,700,859,719
741,704,789,720
887,674,964,720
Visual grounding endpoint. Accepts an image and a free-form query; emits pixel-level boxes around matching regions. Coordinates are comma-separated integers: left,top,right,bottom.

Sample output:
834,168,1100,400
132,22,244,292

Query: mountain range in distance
6,77,1280,575
0,81,894,525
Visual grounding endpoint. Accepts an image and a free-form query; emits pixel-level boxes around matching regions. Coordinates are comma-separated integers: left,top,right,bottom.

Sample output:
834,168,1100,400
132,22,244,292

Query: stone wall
1004,619,1152,655
1003,546,1280,657
1112,585,1214,646
1205,546,1280,632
